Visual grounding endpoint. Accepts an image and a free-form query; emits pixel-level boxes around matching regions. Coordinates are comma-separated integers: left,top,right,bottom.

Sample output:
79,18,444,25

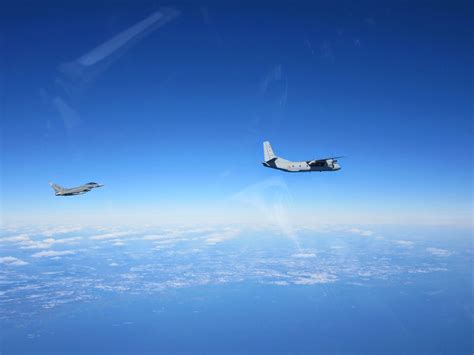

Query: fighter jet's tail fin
49,182,64,193
263,141,276,162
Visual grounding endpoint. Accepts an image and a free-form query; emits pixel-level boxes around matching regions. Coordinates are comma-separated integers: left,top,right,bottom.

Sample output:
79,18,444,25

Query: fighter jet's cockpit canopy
86,182,99,185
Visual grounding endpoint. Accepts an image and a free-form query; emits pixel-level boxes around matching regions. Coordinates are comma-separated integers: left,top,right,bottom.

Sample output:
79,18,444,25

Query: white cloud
393,240,414,247
32,250,76,258
205,228,241,245
162,227,217,236
0,234,30,243
90,231,131,240
0,256,28,266
153,239,182,245
268,280,289,286
292,253,316,258
426,247,452,257
292,273,337,285
142,234,170,241
40,226,82,237
348,228,374,237
20,236,82,249
1,232,82,250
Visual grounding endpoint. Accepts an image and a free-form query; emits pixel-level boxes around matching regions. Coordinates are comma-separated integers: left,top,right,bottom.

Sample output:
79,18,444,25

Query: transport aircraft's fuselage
262,158,340,172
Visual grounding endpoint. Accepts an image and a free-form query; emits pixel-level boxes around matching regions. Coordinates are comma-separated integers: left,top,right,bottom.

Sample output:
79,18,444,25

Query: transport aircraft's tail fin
263,141,277,162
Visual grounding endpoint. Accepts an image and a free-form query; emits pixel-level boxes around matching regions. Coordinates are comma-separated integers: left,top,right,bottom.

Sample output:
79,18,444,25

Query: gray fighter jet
49,182,104,196
262,141,342,172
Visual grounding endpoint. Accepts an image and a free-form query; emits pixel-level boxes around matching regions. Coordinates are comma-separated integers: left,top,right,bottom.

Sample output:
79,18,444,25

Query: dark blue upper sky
1,1,472,225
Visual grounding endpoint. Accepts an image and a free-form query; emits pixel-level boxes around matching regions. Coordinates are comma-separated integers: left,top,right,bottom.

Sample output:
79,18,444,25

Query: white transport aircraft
262,141,342,172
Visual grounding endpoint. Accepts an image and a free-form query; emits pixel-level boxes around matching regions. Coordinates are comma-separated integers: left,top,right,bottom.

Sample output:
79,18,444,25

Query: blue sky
1,1,472,226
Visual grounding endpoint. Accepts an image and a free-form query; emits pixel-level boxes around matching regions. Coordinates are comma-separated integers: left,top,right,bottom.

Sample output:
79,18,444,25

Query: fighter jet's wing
73,187,92,193
307,156,344,165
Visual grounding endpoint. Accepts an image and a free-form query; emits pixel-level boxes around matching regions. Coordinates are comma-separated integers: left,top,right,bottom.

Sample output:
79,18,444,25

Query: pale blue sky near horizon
1,1,472,226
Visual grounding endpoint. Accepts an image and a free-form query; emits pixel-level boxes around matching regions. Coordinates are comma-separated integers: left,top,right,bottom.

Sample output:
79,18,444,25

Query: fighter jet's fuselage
57,190,90,196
